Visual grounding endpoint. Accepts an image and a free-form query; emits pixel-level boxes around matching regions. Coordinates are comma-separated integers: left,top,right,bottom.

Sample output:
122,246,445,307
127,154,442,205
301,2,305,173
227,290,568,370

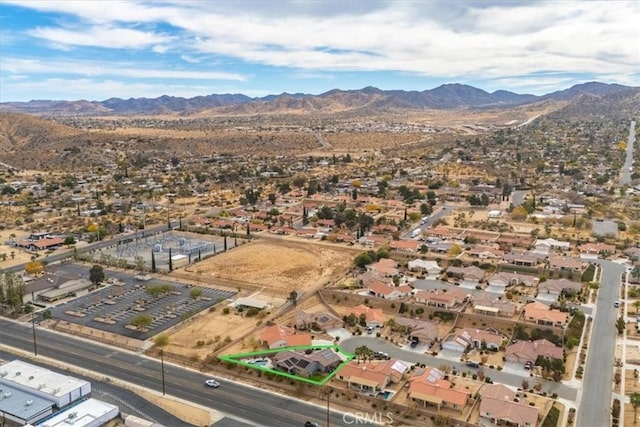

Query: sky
0,0,639,102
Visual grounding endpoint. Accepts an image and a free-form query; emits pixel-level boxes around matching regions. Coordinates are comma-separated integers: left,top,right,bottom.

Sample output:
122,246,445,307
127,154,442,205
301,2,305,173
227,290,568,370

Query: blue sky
1,0,638,102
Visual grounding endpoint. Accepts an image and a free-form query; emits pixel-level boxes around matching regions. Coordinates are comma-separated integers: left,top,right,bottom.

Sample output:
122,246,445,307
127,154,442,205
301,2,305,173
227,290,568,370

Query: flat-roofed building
0,383,55,426
0,361,90,409
36,398,119,427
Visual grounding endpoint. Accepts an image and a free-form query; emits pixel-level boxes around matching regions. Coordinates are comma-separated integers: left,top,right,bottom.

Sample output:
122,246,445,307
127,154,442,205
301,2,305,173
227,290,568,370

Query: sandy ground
191,240,353,294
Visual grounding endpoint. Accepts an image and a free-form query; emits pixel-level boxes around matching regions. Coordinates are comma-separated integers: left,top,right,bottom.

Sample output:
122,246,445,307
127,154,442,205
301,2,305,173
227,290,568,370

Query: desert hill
1,82,635,117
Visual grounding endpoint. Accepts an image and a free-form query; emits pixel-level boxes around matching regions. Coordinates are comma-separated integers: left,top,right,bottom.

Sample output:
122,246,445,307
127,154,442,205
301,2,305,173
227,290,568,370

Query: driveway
341,336,578,401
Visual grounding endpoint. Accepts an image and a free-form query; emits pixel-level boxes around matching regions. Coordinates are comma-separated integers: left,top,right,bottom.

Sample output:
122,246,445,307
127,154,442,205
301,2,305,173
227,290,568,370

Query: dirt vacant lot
192,240,354,295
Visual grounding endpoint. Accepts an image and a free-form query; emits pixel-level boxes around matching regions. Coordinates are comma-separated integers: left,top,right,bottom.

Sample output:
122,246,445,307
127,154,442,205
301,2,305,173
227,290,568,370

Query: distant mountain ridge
0,82,635,116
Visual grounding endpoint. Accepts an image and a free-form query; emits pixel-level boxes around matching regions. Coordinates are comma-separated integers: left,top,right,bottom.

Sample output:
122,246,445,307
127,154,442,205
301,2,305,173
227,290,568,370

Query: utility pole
326,389,330,427
31,295,38,356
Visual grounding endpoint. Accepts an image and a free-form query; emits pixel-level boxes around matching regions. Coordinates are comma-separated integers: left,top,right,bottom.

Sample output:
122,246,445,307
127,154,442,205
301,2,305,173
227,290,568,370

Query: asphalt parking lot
48,265,235,339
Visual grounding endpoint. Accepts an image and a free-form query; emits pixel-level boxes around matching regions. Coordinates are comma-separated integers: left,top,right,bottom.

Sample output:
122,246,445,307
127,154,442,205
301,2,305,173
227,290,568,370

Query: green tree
631,392,640,424
89,264,105,286
617,316,626,335
130,314,153,330
354,345,374,363
288,290,298,306
353,252,374,268
189,288,203,299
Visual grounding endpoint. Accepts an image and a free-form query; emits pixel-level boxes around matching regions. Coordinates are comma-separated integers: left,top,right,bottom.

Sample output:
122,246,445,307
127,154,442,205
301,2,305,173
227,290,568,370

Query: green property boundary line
218,344,355,386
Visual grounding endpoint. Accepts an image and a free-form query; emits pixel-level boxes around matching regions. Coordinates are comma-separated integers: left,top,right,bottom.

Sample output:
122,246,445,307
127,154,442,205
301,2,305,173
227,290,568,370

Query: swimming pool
252,359,269,366
381,391,394,400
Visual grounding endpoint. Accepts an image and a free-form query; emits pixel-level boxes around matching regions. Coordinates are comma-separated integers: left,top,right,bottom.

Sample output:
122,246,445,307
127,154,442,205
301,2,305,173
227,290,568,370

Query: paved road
341,336,577,400
400,206,455,239
0,318,361,427
0,349,187,425
577,260,625,427
511,190,527,207
622,120,636,185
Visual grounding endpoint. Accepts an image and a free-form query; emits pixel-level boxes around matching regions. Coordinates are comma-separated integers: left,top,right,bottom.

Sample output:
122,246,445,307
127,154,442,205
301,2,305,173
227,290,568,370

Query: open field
191,240,354,295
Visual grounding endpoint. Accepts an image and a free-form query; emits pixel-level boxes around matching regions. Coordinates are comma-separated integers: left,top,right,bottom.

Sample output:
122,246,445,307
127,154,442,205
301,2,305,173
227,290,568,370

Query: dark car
465,361,479,368
305,422,320,427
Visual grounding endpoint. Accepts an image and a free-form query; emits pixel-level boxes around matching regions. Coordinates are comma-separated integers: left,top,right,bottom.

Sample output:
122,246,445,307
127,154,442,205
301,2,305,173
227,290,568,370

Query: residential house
505,339,562,364
479,383,539,427
259,324,312,349
394,316,439,343
273,348,342,377
486,272,539,294
548,256,585,272
390,239,423,252
578,242,616,258
467,245,505,260
293,310,343,332
407,259,442,278
523,301,570,326
502,250,545,267
366,280,413,300
337,359,409,395
407,367,470,412
537,278,582,302
414,288,467,309
472,293,517,317
441,328,504,353
12,236,64,252
446,265,486,289
534,238,571,255
366,258,399,277
349,305,385,328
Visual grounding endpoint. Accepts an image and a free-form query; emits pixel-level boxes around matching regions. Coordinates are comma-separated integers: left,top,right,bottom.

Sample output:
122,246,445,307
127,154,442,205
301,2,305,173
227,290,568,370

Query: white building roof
0,383,53,423
37,398,119,427
233,297,269,309
0,360,90,399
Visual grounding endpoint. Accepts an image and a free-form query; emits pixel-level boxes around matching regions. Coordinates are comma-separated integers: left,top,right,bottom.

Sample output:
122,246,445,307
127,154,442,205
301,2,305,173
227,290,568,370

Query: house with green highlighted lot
273,348,343,377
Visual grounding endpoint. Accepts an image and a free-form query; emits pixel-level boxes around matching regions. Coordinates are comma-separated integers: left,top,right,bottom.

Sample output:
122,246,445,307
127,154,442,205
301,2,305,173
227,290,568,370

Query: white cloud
28,25,174,49
0,57,246,81
0,77,267,101
3,0,639,95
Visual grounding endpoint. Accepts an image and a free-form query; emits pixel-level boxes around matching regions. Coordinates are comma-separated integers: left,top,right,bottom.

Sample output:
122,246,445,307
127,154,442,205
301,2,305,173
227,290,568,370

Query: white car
204,379,220,388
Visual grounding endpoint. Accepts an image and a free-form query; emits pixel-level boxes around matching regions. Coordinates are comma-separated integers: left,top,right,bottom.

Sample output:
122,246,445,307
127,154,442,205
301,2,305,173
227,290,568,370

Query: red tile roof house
479,383,539,427
504,339,562,364
523,301,570,327
337,359,409,396
389,239,423,253
273,348,343,377
366,279,413,300
467,245,504,260
578,242,616,257
13,237,64,251
441,328,504,353
414,289,467,309
366,258,399,277
407,367,470,412
349,305,385,328
259,324,312,349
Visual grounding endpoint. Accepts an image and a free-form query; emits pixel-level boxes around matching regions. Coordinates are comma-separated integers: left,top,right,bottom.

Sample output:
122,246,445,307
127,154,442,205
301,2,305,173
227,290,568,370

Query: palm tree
354,345,373,364
631,392,640,424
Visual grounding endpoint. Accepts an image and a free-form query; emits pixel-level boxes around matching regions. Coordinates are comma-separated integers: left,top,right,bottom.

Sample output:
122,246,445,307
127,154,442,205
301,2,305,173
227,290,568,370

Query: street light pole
31,307,38,356
326,388,330,427
160,349,166,395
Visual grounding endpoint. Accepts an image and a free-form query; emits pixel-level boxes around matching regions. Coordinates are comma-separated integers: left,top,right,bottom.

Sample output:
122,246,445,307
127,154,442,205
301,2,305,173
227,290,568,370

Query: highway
577,260,625,427
0,318,359,427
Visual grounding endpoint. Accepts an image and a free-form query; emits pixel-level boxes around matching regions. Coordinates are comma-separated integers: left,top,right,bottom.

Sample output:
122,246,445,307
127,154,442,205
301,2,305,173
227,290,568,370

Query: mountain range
0,81,637,116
